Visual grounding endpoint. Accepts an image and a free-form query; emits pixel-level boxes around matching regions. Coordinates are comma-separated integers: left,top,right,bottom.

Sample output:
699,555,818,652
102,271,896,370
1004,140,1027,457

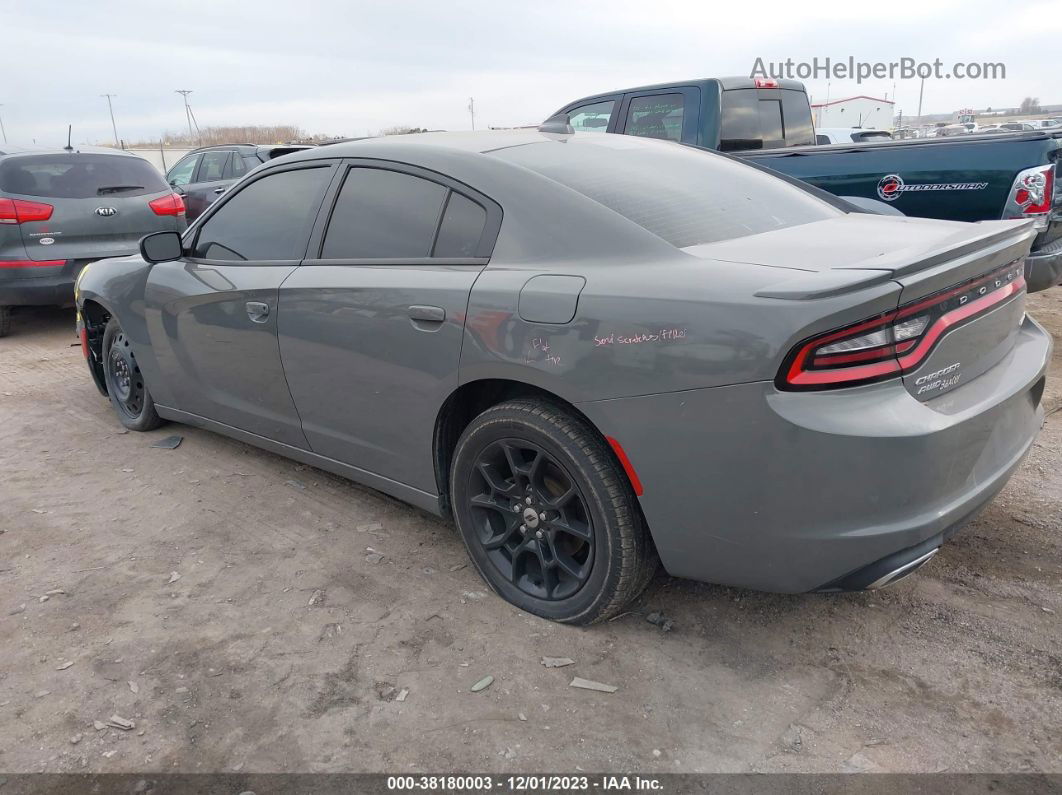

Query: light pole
175,90,195,141
916,77,925,124
0,104,7,144
468,97,475,131
101,94,119,147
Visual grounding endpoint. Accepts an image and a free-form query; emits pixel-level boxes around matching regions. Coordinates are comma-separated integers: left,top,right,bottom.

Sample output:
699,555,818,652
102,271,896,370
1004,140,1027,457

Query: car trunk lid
685,214,1037,399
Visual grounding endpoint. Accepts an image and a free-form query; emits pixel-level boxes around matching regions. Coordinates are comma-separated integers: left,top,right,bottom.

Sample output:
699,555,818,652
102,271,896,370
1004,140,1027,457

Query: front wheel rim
467,438,594,601
106,331,145,418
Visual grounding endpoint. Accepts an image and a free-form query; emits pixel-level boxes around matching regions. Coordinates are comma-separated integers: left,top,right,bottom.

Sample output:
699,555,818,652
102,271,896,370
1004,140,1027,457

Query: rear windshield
719,89,816,151
0,154,169,199
494,137,838,248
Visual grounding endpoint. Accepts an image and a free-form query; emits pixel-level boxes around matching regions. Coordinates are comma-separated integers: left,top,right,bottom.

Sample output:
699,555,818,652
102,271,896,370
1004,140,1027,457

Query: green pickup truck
550,77,1062,292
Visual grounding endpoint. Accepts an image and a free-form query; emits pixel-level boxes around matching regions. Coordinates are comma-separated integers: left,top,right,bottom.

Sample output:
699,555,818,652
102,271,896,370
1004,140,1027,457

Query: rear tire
451,399,657,625
0,307,10,338
102,318,163,432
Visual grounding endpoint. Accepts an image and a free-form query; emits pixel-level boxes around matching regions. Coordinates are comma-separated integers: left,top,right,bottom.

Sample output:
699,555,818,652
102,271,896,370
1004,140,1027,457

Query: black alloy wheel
468,438,594,601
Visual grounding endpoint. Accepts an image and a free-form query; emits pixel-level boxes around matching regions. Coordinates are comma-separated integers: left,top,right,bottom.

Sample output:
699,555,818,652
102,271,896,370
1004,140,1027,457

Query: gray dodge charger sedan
75,130,1051,624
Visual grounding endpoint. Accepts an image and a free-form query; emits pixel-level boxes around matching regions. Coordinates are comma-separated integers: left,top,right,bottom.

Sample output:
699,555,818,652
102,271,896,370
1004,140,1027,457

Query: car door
278,160,501,492
144,161,337,447
181,150,233,222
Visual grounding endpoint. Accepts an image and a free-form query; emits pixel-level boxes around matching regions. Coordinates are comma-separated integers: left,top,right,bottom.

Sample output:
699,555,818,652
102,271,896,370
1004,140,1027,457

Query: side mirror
140,231,183,263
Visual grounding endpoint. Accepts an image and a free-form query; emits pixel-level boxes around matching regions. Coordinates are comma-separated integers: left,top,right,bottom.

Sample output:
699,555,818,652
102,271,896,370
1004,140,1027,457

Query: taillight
754,78,779,89
149,193,185,217
0,197,54,224
779,260,1026,390
1004,165,1054,227
0,259,66,268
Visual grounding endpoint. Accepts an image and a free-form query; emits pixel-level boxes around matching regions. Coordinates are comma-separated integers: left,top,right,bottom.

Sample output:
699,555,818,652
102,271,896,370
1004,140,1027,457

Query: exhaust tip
865,548,939,590
818,536,943,592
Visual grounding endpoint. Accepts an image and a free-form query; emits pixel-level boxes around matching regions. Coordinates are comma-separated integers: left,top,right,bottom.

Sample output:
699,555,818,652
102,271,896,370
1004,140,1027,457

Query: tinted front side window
0,154,169,199
193,167,331,261
321,168,447,259
433,192,487,257
625,94,684,142
567,100,615,133
167,154,200,187
494,138,838,248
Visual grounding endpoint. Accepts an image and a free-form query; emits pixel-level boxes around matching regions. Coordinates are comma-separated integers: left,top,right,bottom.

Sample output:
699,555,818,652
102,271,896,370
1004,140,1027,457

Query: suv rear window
494,137,838,248
0,154,169,199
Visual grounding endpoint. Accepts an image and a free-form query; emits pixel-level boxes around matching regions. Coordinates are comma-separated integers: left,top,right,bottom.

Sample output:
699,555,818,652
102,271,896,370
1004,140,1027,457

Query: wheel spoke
537,543,559,598
476,461,517,497
549,516,592,542
555,552,585,582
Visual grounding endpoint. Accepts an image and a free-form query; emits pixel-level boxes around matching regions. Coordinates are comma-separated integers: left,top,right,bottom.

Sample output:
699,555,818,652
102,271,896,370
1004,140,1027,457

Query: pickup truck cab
551,77,1062,292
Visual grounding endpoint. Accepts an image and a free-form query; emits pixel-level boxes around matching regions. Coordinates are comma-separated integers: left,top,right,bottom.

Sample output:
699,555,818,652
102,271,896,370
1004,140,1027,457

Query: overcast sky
2,0,1059,147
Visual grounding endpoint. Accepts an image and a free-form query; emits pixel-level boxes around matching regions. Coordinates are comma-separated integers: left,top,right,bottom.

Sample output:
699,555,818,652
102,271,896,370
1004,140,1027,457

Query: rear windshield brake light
0,198,54,224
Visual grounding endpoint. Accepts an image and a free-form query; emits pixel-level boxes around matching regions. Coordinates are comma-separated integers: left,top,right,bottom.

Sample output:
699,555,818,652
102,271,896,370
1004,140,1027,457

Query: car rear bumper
577,315,1051,593
0,260,89,307
1025,236,1062,293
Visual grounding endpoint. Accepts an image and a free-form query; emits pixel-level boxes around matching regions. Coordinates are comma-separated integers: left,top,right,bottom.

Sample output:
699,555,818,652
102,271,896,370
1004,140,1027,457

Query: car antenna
538,113,574,135
63,124,74,153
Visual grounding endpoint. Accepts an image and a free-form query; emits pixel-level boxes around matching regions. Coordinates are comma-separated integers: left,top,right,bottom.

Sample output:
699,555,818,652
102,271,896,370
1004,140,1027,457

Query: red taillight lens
0,259,66,268
149,193,185,217
1004,165,1054,220
754,78,779,88
0,197,54,224
779,260,1026,390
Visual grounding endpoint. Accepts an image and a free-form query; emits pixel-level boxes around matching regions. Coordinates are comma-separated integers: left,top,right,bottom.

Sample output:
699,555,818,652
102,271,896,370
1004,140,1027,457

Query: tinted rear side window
433,192,487,257
193,166,331,261
322,168,447,259
0,154,169,199
625,94,684,142
494,138,838,248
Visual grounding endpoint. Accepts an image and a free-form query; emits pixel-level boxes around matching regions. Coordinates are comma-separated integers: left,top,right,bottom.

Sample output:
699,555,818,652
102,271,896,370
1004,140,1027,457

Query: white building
812,96,895,130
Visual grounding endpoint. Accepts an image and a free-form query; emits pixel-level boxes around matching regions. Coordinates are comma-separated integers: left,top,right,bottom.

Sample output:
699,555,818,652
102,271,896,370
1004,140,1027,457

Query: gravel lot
1,293,1060,774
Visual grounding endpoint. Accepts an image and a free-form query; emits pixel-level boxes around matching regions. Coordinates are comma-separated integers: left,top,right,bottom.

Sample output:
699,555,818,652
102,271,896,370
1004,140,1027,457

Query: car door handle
246,301,270,323
408,305,445,323
213,187,227,194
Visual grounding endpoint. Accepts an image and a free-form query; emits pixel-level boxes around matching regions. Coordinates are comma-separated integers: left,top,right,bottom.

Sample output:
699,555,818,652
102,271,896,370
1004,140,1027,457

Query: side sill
154,405,443,516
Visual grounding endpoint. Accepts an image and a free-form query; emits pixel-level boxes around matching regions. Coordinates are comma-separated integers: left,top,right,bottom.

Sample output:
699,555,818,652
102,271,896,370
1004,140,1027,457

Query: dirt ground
1,292,1060,775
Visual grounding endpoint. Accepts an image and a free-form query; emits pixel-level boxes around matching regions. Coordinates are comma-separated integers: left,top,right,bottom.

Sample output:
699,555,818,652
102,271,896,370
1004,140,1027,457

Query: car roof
0,145,147,159
188,143,314,153
555,76,806,112
278,129,561,162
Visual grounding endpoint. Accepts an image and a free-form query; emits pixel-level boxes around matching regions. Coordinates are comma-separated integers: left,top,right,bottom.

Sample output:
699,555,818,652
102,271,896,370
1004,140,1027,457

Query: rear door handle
213,187,227,194
408,305,445,323
246,301,270,323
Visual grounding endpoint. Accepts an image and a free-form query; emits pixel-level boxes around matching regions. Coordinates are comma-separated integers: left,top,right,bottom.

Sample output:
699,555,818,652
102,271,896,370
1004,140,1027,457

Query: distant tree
380,126,428,135
1019,97,1042,114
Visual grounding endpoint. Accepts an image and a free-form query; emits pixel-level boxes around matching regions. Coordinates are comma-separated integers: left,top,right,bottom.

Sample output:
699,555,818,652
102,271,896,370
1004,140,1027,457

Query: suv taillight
0,198,54,224
149,193,185,217
779,260,1026,390
1004,165,1054,228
